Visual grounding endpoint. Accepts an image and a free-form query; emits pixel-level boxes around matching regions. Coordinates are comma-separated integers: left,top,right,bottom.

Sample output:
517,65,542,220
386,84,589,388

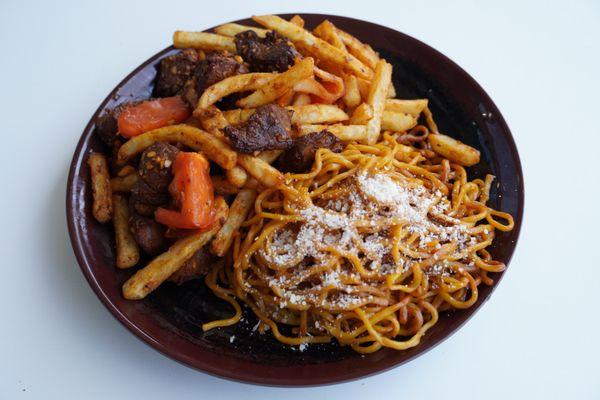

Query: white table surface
1,0,599,398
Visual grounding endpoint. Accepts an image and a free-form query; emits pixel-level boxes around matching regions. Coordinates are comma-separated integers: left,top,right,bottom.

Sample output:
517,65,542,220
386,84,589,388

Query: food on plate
87,15,514,354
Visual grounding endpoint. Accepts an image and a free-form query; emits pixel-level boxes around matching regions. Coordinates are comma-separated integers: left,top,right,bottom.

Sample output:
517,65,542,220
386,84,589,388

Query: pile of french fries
87,14,481,302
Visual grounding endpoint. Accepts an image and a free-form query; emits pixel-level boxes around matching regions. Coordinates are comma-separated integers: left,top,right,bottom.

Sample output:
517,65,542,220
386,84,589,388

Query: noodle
204,128,514,353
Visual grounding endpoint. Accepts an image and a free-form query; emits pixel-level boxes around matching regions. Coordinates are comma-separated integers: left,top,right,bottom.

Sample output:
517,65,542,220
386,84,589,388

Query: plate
66,13,524,386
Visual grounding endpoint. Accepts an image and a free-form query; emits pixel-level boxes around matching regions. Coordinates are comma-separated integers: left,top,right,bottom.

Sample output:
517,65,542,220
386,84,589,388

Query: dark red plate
66,14,524,386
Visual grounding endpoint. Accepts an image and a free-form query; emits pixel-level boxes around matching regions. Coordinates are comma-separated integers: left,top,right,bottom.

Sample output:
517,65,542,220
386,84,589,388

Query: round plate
66,14,524,386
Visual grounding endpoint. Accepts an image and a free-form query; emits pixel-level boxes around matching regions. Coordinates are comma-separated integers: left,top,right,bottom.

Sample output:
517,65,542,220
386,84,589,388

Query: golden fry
238,154,284,187
116,124,237,170
222,104,348,126
381,111,418,132
252,15,372,79
173,31,235,52
292,93,311,106
313,20,346,51
298,124,368,141
429,133,480,167
87,153,112,223
214,23,268,38
334,26,379,70
122,197,229,300
212,176,240,195
237,58,315,108
211,189,257,257
349,103,373,124
365,60,393,143
289,15,305,28
385,99,429,116
343,74,361,108
112,194,139,269
196,73,276,110
227,166,249,188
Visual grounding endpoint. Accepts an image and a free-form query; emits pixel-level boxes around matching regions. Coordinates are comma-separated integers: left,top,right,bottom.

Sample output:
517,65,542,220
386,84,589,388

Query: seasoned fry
429,133,480,166
349,103,374,124
116,124,237,170
238,154,283,187
252,15,372,79
116,165,136,177
289,15,305,28
173,31,236,52
381,111,418,132
212,176,240,195
423,106,439,133
214,23,268,38
298,124,368,141
237,58,315,108
313,20,346,51
87,153,113,223
387,83,397,98
222,104,348,126
343,74,361,108
292,93,311,106
195,105,228,139
110,173,138,193
196,73,276,110
112,194,139,268
334,25,379,70
122,197,229,300
211,189,257,256
258,149,283,164
227,166,249,188
365,60,393,143
356,77,396,102
385,99,429,116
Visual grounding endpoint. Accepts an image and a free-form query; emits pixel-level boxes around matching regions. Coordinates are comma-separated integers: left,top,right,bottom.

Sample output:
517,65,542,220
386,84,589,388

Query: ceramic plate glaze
67,14,524,386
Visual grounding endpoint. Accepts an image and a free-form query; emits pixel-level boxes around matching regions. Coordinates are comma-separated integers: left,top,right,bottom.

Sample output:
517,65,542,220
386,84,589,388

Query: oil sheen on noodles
204,127,514,354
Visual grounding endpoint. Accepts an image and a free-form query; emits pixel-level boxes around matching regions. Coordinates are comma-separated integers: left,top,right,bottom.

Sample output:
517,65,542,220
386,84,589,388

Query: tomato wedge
155,152,215,230
118,96,191,138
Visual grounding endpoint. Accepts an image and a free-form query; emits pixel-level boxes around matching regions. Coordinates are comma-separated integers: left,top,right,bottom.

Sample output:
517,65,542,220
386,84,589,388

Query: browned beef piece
138,142,180,192
224,104,293,153
195,52,249,95
153,49,199,97
131,179,169,207
279,130,344,172
129,212,167,255
235,31,297,72
168,246,218,284
95,111,119,147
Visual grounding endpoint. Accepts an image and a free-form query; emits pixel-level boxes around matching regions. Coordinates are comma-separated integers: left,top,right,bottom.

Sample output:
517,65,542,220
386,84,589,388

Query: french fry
116,124,237,170
365,60,393,143
195,105,228,139
214,23,268,38
381,111,418,132
237,154,284,187
211,189,257,256
110,173,138,193
244,178,260,189
87,153,113,223
290,15,305,28
334,25,379,70
387,83,397,98
227,166,249,188
277,90,294,107
196,72,276,110
259,149,283,164
237,58,315,108
423,106,439,133
116,165,136,177
343,74,361,108
122,197,229,300
313,20,346,51
292,93,311,106
112,194,139,269
349,103,373,124
385,99,429,116
356,77,396,102
429,133,480,167
222,104,348,126
252,15,372,79
173,31,236,52
298,124,368,141
212,175,240,195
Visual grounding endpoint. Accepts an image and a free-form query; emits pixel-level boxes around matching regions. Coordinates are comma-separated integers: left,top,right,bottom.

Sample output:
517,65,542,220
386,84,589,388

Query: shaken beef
235,31,297,72
224,104,293,153
168,246,218,284
129,212,167,255
95,111,119,147
131,178,169,207
195,52,249,95
280,130,344,172
153,49,199,97
138,142,180,192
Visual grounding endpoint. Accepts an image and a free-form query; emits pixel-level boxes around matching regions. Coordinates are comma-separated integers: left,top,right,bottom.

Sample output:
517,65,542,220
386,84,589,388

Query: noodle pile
204,128,514,353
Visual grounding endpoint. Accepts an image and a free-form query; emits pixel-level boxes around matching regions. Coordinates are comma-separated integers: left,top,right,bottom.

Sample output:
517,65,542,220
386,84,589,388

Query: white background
1,1,598,398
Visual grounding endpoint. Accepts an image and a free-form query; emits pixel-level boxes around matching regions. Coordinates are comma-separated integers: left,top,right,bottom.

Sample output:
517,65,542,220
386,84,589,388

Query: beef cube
129,212,167,255
168,246,218,284
224,104,293,153
138,142,180,192
153,49,199,97
235,31,297,72
279,130,344,172
195,52,249,95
